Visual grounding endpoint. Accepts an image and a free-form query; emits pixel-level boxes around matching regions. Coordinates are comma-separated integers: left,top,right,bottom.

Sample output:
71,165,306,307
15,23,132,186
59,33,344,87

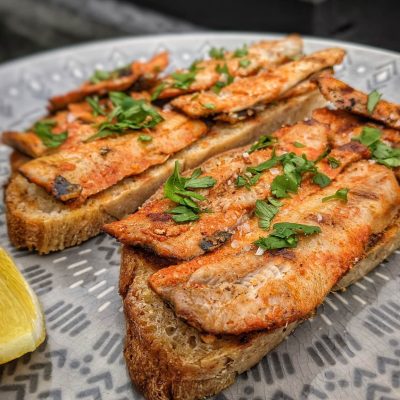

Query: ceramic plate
0,33,400,400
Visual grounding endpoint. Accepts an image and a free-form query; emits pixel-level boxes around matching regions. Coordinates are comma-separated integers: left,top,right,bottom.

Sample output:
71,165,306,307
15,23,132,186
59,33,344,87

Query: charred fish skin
149,161,400,335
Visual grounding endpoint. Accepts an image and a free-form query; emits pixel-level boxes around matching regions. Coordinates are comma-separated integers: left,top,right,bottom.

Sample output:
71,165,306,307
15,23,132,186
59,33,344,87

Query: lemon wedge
0,247,46,364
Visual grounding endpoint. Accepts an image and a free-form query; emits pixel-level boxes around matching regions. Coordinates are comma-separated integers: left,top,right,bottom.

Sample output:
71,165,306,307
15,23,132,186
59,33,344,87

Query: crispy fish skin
104,116,369,260
48,52,169,111
18,111,207,205
317,75,400,129
149,161,400,335
171,48,345,118
104,119,330,259
1,100,112,158
153,35,303,100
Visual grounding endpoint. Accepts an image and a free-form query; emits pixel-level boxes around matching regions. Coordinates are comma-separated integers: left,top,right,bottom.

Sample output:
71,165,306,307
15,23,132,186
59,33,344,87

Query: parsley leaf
233,44,248,58
212,63,234,93
353,126,400,168
151,82,167,101
164,162,216,223
327,156,341,169
248,135,276,154
239,59,251,68
312,172,332,188
202,103,216,110
353,126,381,147
138,134,152,142
171,61,200,90
86,92,163,142
293,141,305,148
367,90,382,114
86,96,106,116
89,69,111,84
255,222,321,250
209,47,225,60
271,174,298,198
33,120,68,148
255,198,282,230
322,188,349,203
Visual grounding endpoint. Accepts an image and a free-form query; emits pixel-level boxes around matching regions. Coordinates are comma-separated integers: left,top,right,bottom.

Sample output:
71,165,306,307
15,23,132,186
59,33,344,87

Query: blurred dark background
1,0,399,62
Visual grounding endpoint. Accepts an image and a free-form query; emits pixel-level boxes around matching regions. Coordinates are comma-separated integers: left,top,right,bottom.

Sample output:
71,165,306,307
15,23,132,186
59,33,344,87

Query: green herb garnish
312,172,332,188
254,222,321,250
255,198,282,230
367,90,382,114
171,61,200,90
89,70,112,84
322,188,349,203
33,120,68,148
202,103,216,110
212,63,234,93
164,162,216,223
86,96,106,116
353,126,400,168
151,82,167,101
86,92,163,142
293,141,305,148
248,135,276,154
233,44,248,58
239,59,251,68
327,156,340,169
138,134,152,142
209,47,225,60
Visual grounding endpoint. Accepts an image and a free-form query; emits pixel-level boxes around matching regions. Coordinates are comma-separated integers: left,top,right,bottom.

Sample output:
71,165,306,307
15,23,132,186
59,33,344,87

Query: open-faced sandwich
3,35,346,253
104,77,400,400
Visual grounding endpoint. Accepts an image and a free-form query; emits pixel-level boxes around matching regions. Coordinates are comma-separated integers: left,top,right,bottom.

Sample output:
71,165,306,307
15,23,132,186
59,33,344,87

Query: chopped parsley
233,44,248,58
151,82,167,101
367,90,382,114
212,63,234,93
248,135,276,154
33,120,68,148
89,64,130,84
164,162,216,223
255,198,282,230
353,126,400,168
239,59,251,68
254,222,321,250
202,103,216,110
86,92,163,142
171,61,200,90
327,156,341,169
138,134,152,142
209,47,225,60
89,69,112,84
86,96,106,116
312,172,332,188
322,188,349,203
293,141,305,148
237,151,331,195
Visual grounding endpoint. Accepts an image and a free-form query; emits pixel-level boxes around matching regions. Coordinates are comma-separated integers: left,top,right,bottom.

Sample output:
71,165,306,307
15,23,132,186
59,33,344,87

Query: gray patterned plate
0,33,400,400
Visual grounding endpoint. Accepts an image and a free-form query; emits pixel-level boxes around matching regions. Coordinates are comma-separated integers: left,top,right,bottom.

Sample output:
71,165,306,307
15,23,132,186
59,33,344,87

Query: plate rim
0,31,399,74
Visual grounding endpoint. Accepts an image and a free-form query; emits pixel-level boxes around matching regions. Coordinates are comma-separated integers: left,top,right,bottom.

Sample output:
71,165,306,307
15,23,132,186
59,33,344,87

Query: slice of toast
5,90,324,253
120,217,400,400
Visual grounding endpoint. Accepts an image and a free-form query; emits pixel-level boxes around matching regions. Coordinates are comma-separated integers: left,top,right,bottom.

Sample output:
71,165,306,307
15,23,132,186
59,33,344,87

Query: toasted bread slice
5,90,325,253
120,215,400,400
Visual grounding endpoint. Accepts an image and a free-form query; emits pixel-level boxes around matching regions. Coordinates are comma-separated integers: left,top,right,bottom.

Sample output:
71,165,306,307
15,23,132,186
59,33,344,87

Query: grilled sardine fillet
171,48,345,118
48,52,168,111
152,35,303,100
18,111,207,205
105,117,368,260
149,161,400,335
317,75,400,129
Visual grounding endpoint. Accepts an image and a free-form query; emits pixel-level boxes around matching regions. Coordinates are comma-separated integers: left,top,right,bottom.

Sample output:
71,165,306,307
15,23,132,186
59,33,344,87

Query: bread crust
5,90,325,253
120,217,400,400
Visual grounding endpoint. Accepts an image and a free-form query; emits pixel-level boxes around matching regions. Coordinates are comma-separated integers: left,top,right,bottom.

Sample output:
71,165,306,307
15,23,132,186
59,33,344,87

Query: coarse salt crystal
231,240,239,249
255,247,265,256
270,168,280,175
316,213,323,222
66,112,76,123
242,152,249,158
